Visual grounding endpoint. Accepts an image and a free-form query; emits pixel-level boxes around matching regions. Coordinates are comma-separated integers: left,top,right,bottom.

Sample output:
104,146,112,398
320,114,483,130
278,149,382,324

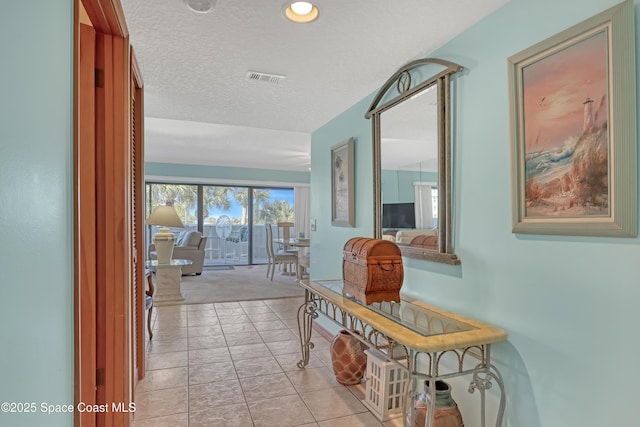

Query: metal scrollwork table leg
297,290,318,368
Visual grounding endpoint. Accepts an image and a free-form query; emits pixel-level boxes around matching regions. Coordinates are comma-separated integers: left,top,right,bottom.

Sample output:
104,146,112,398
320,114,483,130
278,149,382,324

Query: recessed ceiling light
184,0,216,14
282,1,319,24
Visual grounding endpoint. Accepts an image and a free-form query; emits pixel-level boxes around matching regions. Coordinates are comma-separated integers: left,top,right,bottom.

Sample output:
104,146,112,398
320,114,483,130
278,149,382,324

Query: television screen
382,203,415,229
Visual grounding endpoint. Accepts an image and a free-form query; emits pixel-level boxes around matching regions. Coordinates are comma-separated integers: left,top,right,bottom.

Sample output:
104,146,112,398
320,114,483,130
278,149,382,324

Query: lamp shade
146,205,184,264
146,205,184,228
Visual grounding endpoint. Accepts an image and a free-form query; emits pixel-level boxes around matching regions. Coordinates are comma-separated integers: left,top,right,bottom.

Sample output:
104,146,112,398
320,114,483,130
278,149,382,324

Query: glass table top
145,259,193,267
311,280,475,338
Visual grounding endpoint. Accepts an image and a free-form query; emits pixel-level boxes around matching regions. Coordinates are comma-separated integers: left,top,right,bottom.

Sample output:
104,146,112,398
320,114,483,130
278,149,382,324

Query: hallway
133,297,402,426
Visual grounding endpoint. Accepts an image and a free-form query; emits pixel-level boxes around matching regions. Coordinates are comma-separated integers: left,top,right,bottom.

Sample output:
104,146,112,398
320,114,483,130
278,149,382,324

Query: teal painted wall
145,162,310,185
310,0,640,426
382,169,437,203
310,94,375,278
0,2,74,426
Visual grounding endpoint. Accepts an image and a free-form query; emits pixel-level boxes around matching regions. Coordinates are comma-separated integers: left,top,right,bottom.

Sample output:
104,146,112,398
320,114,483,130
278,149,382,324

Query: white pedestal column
148,259,192,306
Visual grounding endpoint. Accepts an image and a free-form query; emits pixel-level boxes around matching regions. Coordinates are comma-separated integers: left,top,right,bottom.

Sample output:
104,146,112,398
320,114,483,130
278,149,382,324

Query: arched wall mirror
366,58,462,265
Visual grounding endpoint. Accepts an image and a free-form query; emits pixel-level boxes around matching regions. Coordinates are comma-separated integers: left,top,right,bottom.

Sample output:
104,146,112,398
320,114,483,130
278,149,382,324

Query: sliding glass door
252,187,294,264
146,182,293,267
202,186,249,266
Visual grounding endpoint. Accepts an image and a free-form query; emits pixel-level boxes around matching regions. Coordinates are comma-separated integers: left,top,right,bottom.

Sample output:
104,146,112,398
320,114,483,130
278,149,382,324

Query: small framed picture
331,138,355,227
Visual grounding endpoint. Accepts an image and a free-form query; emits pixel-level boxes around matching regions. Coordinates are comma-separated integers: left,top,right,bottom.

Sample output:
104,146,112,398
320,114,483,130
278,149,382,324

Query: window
146,182,294,266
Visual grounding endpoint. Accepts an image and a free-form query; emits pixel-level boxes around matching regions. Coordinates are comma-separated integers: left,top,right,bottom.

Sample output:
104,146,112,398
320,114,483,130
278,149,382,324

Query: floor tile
186,303,214,311
146,351,188,371
246,312,280,322
274,352,325,371
346,382,366,401
188,347,231,365
187,308,217,318
147,337,187,354
136,298,399,427
241,305,273,314
222,322,258,334
229,343,272,361
135,367,188,393
215,307,246,316
252,319,289,331
189,403,253,427
239,300,267,308
218,314,251,325
272,309,301,320
214,301,242,309
281,317,303,329
233,355,283,378
187,334,228,350
240,372,297,402
266,339,301,355
188,361,237,385
224,331,264,347
133,386,188,420
150,326,188,340
382,416,405,427
188,378,244,412
259,328,299,343
153,316,188,330
285,366,340,393
187,325,224,337
188,316,221,327
248,394,315,427
156,305,186,314
300,386,369,421
132,412,188,427
318,412,385,426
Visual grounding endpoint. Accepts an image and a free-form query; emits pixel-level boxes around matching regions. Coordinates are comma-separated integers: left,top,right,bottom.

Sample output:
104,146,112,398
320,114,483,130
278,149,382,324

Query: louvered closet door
131,50,146,384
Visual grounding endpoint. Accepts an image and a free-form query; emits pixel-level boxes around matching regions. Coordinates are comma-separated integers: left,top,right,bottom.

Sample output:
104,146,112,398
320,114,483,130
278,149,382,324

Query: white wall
310,0,640,425
0,2,74,426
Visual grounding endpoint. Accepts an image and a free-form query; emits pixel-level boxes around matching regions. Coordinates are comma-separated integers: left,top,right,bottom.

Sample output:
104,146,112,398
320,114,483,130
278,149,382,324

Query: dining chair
297,252,310,280
277,221,297,254
265,224,298,280
144,269,155,340
276,221,294,240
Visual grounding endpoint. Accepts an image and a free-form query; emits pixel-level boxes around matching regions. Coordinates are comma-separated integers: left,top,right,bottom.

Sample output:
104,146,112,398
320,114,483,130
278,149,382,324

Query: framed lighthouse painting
508,0,636,237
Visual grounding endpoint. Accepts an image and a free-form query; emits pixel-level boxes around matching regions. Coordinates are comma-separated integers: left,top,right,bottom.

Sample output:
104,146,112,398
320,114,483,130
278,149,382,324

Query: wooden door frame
75,0,137,426
75,18,98,427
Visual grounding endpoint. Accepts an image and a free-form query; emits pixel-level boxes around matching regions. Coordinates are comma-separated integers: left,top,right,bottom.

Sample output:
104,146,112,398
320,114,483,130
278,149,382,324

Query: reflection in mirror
366,59,462,265
381,85,438,240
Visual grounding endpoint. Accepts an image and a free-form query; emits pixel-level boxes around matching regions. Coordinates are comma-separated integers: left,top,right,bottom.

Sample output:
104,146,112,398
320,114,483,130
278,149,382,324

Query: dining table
273,237,310,249
273,237,310,276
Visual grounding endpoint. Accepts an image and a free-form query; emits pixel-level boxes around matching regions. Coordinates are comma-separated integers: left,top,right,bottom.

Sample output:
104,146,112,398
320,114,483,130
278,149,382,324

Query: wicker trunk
342,237,404,304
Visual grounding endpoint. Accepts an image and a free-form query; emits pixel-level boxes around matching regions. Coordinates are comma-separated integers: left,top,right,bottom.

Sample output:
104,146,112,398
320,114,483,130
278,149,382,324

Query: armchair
149,230,207,275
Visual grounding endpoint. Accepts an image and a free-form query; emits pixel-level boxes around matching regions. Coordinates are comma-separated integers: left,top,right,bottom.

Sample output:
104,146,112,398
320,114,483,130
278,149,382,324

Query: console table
145,259,192,305
296,279,508,427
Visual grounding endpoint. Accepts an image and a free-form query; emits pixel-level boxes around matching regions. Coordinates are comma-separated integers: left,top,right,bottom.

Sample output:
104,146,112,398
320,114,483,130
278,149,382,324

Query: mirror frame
366,58,462,265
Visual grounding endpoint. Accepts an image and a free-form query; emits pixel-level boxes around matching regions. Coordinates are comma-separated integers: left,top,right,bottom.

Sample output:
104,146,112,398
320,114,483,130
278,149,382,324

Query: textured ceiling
121,0,507,172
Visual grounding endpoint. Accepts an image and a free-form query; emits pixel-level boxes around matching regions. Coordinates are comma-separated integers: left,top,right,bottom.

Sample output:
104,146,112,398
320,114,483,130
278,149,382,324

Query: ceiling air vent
246,71,286,84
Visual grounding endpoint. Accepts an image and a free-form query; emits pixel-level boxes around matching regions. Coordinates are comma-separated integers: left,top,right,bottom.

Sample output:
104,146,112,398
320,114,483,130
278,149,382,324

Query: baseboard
312,321,334,341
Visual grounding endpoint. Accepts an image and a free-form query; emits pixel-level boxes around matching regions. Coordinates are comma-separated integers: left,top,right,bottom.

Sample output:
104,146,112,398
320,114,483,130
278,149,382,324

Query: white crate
362,349,409,421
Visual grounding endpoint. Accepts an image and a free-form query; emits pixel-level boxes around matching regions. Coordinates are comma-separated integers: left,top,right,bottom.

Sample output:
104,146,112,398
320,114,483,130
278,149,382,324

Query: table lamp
146,204,184,264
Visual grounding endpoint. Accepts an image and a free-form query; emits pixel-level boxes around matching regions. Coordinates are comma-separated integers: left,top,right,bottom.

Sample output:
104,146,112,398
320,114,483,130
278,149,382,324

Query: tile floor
133,297,404,427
